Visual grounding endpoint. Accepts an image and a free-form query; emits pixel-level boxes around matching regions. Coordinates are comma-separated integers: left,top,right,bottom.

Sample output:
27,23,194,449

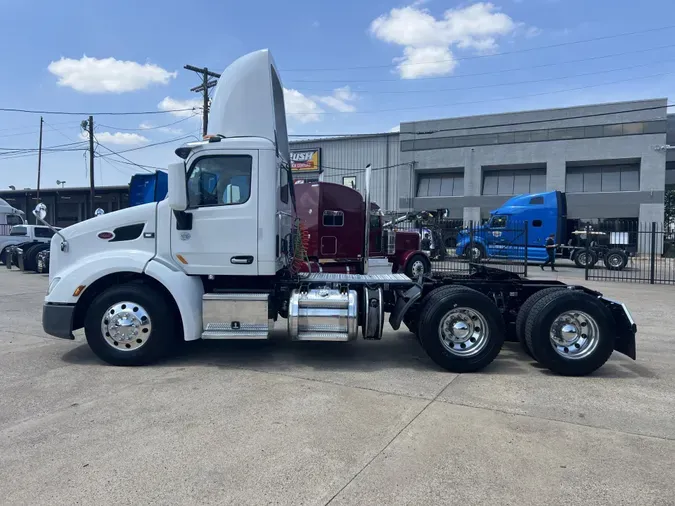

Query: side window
34,228,55,238
529,196,544,205
10,226,27,236
323,210,344,227
187,155,252,208
532,219,543,227
490,216,508,228
280,165,289,204
6,215,23,226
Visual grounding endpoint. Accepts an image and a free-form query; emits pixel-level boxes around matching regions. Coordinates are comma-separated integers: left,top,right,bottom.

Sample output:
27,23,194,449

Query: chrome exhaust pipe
363,164,372,274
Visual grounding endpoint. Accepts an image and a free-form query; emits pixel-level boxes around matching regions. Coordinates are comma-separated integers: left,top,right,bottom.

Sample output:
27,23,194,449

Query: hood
59,203,156,240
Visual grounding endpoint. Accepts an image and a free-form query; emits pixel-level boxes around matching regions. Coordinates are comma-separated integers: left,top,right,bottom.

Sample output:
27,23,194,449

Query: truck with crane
38,50,637,376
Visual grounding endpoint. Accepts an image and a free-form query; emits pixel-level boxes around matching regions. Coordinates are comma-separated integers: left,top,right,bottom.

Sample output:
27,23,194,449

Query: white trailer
40,50,637,376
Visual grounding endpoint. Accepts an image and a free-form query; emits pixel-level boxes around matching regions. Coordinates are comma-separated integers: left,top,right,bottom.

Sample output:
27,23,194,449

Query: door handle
231,255,254,265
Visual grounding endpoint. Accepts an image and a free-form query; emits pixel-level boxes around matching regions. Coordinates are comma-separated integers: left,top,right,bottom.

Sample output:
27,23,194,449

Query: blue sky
1,0,674,189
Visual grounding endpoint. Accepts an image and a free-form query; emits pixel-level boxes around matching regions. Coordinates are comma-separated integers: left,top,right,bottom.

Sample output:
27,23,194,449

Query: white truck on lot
39,50,637,376
0,198,55,266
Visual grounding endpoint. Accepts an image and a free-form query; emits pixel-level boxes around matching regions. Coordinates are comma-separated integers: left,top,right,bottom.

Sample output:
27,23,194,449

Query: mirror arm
33,212,69,252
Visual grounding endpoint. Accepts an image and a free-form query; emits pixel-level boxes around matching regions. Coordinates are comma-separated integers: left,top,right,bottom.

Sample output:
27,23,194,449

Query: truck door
486,215,510,257
170,151,259,275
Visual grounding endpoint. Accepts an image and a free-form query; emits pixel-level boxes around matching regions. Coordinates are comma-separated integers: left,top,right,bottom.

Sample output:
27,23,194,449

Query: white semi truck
39,50,637,376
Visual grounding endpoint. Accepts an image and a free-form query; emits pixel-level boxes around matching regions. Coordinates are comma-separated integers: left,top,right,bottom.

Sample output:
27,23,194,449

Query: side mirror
168,163,188,211
94,208,105,217
33,203,47,221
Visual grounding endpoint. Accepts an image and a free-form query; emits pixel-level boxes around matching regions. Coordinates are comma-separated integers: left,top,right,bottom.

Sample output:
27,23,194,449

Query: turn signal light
73,285,86,297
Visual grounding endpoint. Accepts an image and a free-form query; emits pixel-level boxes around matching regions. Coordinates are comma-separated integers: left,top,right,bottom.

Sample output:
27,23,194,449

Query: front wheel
84,282,178,366
417,286,505,373
464,243,485,262
405,253,430,279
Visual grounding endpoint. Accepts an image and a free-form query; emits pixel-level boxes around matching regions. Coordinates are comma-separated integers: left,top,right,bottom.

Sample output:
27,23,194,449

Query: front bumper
42,303,75,340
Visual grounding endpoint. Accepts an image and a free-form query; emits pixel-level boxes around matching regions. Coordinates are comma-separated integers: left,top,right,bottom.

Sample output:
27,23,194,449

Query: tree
665,188,675,233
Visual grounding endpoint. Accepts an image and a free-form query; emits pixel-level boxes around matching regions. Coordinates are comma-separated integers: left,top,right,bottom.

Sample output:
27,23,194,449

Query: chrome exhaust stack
363,164,372,274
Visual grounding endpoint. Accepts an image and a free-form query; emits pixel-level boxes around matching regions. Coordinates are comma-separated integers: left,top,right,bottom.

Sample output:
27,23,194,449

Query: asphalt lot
1,267,674,505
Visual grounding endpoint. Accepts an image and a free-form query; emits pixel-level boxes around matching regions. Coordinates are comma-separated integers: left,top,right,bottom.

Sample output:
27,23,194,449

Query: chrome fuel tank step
202,293,271,339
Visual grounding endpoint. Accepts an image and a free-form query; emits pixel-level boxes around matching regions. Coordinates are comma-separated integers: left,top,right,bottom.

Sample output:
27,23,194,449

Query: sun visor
208,49,290,163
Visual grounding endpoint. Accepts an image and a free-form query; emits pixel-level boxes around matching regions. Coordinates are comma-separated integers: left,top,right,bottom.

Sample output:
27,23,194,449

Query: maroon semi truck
294,181,430,277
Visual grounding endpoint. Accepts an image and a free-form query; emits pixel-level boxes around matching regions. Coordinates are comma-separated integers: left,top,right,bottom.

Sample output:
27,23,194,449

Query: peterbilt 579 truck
39,50,637,376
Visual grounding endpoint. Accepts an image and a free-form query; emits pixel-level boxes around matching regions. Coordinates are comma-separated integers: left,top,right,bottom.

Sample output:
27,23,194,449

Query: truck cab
456,191,564,262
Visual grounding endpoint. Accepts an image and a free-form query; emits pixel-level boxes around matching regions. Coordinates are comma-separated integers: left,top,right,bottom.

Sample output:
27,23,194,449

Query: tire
574,249,598,268
418,286,505,373
515,287,567,358
23,243,48,271
603,248,628,271
464,243,485,262
0,247,8,265
84,282,179,366
405,253,430,279
525,290,615,376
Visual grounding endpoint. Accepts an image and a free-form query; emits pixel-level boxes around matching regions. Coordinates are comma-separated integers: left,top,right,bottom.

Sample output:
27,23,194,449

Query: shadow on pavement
59,335,655,379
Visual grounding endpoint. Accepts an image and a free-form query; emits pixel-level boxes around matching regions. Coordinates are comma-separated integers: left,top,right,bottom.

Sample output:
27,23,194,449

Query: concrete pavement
0,268,673,505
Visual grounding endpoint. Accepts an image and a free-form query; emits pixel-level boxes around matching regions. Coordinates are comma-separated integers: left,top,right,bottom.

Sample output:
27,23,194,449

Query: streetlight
8,185,15,190
56,180,66,188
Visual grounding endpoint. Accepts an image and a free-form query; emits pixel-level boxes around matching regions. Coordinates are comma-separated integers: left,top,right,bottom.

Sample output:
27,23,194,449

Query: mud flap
602,297,637,360
389,285,422,331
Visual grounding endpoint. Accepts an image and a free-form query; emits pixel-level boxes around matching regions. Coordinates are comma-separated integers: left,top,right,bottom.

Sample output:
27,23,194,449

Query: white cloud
315,86,359,113
283,88,324,123
138,122,154,130
48,56,176,93
390,125,401,133
157,96,202,118
80,131,149,145
369,2,524,79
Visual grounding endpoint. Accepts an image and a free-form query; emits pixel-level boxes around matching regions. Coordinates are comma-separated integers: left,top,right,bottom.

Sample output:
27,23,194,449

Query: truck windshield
6,215,23,226
490,215,508,228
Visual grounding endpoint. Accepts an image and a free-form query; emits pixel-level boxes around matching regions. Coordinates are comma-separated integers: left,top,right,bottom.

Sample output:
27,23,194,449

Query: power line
295,58,674,95
286,43,675,84
97,134,197,157
0,106,200,116
96,156,166,171
97,114,198,132
94,135,155,174
286,71,673,116
281,25,675,72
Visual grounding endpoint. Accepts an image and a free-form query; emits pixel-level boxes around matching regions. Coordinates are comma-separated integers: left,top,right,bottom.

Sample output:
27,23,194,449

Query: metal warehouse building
291,98,674,226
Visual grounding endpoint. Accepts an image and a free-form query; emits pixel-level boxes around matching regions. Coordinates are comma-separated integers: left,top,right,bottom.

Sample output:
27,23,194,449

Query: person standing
541,233,557,271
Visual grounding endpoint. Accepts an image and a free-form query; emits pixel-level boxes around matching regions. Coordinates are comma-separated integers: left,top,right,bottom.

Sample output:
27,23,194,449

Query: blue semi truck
455,191,632,270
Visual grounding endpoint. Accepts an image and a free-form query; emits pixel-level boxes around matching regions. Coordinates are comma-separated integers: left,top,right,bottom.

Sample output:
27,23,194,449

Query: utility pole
88,116,95,217
184,65,221,137
36,116,43,202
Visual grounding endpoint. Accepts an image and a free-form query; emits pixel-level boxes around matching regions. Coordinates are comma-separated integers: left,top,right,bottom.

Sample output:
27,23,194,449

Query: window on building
416,173,464,197
482,168,546,196
565,164,640,193
323,210,344,227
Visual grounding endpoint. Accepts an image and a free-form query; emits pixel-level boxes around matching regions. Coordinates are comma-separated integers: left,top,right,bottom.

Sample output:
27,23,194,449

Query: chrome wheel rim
411,260,425,277
438,307,489,356
578,252,590,265
469,247,482,261
549,311,599,359
100,301,152,351
608,254,623,268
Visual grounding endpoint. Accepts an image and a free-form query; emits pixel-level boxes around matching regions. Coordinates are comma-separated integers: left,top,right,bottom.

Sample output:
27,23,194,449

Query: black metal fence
388,214,529,277
583,221,675,285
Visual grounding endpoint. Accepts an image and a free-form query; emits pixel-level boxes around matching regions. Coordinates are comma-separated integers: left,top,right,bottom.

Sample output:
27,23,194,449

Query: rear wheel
0,247,8,265
418,286,505,373
525,290,615,376
603,249,628,271
23,244,48,271
515,287,566,358
84,282,178,366
574,250,598,269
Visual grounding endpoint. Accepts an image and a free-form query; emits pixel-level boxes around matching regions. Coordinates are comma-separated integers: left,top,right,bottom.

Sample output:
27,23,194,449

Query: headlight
47,277,61,295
